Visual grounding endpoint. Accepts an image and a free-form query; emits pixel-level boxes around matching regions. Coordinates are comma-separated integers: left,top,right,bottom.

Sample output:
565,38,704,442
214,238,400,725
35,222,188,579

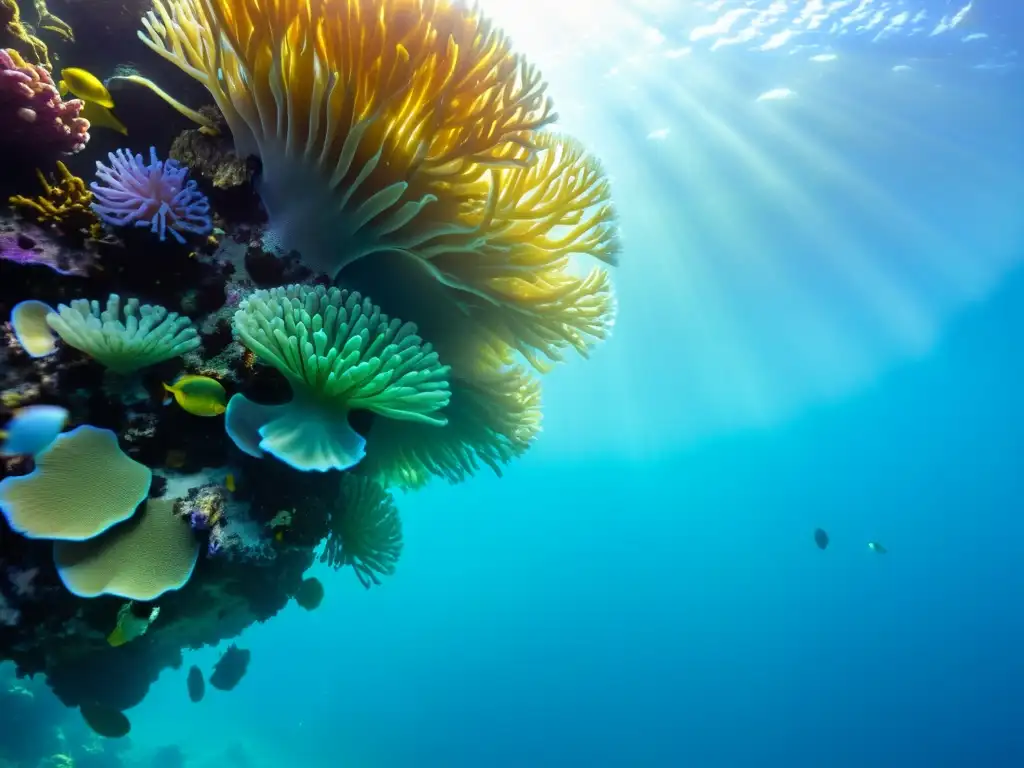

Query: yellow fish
108,603,160,647
225,473,236,493
80,102,128,136
58,68,114,107
162,375,227,417
58,68,127,135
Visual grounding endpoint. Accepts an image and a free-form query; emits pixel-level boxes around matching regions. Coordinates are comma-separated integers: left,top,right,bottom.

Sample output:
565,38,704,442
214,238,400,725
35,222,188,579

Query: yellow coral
137,0,619,371
31,0,73,42
0,0,49,66
9,162,99,235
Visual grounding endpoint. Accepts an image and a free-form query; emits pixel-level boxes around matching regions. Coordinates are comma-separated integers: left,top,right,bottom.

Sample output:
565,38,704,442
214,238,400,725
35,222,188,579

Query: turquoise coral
46,294,200,373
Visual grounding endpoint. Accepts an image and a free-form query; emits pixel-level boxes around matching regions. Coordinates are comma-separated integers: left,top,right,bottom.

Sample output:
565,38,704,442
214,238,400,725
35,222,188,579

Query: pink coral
0,48,89,155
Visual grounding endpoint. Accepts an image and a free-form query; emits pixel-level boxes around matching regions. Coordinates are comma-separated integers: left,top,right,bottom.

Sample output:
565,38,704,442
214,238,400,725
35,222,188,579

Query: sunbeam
480,0,1024,458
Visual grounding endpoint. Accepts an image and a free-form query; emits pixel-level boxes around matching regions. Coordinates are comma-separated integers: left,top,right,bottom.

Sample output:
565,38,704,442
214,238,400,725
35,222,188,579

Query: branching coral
225,284,451,472
10,161,99,233
46,294,201,373
91,147,213,244
0,47,89,154
136,0,619,370
321,474,402,588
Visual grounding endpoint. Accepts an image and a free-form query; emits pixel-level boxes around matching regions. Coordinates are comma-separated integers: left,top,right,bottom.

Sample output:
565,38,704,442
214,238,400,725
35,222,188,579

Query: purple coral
91,146,213,244
0,227,88,275
0,48,89,155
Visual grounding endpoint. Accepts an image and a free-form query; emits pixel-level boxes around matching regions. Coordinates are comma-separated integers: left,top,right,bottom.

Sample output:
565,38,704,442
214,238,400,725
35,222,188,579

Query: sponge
0,425,151,540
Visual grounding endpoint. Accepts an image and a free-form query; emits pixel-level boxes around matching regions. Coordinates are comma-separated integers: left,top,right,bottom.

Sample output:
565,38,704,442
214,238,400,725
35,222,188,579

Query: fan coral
321,474,402,589
136,0,619,369
9,161,98,233
0,47,88,154
225,284,451,472
46,294,201,374
91,146,213,244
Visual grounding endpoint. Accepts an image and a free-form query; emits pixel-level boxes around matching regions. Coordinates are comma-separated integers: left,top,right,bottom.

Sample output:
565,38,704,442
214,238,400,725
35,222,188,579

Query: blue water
7,0,1024,765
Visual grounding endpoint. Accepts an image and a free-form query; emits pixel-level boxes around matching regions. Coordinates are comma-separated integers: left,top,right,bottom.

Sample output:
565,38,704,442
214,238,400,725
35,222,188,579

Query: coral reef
0,0,619,723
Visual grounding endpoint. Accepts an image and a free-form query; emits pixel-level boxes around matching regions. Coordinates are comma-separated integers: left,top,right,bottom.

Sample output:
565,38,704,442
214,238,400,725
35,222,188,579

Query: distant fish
187,664,205,703
80,703,131,738
108,601,160,647
165,449,187,469
225,472,236,493
813,528,829,550
163,375,227,417
0,405,68,457
868,541,887,554
756,87,796,102
295,577,324,611
209,644,251,692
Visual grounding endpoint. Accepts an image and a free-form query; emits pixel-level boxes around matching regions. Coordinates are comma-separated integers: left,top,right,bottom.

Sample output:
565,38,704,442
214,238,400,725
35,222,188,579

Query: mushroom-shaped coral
361,358,542,490
46,294,201,373
91,146,212,244
0,425,151,540
225,284,451,472
0,47,88,154
136,0,618,371
53,497,199,600
321,474,402,589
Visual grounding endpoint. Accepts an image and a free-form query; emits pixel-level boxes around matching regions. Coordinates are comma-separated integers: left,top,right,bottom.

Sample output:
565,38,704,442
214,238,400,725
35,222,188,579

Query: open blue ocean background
7,0,1023,765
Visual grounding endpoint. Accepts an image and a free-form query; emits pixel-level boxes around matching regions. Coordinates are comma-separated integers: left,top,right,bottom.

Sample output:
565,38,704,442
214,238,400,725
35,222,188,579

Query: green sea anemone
225,284,451,472
321,474,402,588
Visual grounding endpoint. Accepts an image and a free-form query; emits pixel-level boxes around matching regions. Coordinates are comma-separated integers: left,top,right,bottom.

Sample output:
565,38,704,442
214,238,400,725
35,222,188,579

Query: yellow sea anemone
137,0,620,371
